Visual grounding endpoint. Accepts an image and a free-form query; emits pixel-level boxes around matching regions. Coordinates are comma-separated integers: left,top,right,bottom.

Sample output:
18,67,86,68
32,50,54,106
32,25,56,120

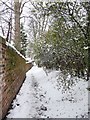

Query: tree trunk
85,2,90,80
87,47,90,80
14,0,21,51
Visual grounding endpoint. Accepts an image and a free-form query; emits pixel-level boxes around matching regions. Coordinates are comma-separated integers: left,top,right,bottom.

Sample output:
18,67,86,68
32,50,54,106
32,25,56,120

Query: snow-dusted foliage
33,21,87,80
28,2,90,81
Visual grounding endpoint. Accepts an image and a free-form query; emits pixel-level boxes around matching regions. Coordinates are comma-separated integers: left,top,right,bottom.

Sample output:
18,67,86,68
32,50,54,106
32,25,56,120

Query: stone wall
26,62,33,72
0,36,32,119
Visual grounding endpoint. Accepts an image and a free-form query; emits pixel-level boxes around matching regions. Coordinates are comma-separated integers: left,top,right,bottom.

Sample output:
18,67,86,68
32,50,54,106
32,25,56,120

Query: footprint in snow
40,104,47,111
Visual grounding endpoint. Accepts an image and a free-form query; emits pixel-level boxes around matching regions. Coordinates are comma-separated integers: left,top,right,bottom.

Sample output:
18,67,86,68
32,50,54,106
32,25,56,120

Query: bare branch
20,1,29,15
0,0,14,12
0,25,5,36
67,3,87,39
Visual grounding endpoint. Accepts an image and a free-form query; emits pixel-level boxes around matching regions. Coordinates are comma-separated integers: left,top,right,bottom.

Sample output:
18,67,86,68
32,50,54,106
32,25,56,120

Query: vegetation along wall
0,36,32,119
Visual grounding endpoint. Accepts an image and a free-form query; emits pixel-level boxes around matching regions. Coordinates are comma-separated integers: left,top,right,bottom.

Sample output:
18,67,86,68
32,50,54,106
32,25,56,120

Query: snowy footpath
6,65,88,118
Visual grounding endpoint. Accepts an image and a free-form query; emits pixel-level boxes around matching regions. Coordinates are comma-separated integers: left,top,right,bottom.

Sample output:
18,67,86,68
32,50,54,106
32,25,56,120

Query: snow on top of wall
0,34,6,39
26,57,34,63
6,41,26,60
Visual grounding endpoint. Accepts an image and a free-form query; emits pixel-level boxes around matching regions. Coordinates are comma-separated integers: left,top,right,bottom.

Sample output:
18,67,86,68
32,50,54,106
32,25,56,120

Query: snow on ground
6,65,88,118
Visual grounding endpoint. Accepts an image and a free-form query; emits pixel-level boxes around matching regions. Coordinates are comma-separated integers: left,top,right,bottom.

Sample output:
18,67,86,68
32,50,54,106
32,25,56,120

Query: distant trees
28,1,50,41
0,0,13,42
0,0,28,52
20,23,28,57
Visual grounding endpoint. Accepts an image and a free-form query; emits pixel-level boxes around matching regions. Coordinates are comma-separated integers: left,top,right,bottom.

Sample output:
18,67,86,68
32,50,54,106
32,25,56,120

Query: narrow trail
6,65,88,118
7,66,50,118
